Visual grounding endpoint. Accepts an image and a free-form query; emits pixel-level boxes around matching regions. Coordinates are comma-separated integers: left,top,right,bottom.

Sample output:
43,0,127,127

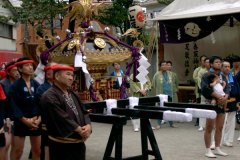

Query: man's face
19,63,34,76
55,70,74,88
232,61,240,69
8,67,20,80
166,63,172,71
211,59,222,70
113,63,120,70
200,56,206,66
222,62,231,74
204,60,210,69
160,62,168,71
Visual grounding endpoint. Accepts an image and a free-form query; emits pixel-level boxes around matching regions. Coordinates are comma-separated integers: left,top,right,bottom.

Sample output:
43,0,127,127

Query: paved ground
20,119,240,160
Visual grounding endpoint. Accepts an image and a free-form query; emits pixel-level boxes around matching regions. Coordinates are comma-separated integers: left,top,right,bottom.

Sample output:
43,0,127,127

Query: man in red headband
40,64,91,160
0,61,20,92
9,57,41,160
0,60,20,160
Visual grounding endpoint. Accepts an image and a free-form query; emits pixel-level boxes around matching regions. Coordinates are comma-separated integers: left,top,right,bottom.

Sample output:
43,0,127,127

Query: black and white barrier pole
134,105,217,119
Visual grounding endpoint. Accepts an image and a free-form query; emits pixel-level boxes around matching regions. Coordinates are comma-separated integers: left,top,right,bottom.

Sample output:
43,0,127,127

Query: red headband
44,66,52,71
15,60,34,66
51,65,74,71
5,64,16,72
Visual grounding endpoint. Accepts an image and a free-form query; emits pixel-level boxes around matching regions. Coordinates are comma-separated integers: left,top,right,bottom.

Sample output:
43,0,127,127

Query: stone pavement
21,119,240,160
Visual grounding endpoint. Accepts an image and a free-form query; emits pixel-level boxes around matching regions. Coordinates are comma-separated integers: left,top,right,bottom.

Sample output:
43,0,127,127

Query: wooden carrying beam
84,96,160,111
134,105,186,112
111,108,164,119
89,113,127,124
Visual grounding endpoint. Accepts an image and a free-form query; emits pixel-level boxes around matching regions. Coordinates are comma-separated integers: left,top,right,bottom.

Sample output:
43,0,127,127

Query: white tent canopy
152,0,240,20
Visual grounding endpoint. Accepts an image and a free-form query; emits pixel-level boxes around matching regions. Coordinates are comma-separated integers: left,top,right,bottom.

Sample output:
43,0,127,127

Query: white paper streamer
74,51,92,89
163,111,192,122
74,51,84,67
136,51,151,86
105,99,117,115
185,108,216,119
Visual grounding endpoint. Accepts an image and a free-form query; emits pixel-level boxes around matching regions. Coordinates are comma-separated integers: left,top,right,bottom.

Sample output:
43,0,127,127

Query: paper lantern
128,5,145,30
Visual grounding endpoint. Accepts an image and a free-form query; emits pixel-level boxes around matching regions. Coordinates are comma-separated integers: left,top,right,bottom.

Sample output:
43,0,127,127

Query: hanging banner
184,43,190,76
159,14,232,43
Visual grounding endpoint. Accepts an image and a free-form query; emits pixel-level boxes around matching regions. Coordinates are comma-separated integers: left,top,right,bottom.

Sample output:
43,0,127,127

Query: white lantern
128,5,145,30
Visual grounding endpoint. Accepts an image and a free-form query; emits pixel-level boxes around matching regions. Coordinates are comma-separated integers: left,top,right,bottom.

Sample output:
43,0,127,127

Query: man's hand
80,124,92,141
33,116,41,126
139,90,147,96
21,117,39,130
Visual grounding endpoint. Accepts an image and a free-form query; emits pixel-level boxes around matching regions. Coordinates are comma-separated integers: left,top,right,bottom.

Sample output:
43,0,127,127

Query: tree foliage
94,0,134,33
3,0,66,32
157,0,173,5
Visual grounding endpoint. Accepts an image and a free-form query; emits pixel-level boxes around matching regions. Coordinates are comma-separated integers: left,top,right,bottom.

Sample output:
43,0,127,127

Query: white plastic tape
185,108,216,119
163,111,192,122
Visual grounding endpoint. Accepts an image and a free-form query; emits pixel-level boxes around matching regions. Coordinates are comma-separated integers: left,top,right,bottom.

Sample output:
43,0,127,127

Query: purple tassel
89,83,97,101
40,37,72,65
120,49,140,99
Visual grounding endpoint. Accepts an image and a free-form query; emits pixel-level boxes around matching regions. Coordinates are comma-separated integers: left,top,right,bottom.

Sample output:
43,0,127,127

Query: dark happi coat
40,85,91,140
10,78,40,118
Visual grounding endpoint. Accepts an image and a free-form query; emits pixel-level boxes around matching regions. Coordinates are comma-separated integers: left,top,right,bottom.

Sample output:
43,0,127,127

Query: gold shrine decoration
66,0,111,21
94,38,106,49
48,47,132,65
85,48,131,64
133,40,144,49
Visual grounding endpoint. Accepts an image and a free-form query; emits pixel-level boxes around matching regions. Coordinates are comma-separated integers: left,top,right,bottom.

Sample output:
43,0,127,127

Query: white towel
129,97,140,130
129,97,139,109
163,111,192,122
185,108,217,119
105,99,117,115
157,94,168,107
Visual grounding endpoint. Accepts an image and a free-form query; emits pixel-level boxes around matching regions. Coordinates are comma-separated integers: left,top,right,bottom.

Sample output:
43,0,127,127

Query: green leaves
157,0,173,5
94,0,134,32
5,0,66,29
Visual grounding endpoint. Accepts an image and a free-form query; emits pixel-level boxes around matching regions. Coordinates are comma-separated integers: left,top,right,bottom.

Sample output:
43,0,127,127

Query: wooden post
158,37,164,68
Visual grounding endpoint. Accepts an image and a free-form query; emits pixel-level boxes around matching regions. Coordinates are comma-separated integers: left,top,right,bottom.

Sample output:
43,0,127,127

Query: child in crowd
208,74,227,110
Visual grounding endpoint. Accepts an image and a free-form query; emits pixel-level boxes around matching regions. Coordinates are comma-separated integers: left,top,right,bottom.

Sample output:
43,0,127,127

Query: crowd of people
0,54,240,159
0,58,91,160
112,60,179,130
